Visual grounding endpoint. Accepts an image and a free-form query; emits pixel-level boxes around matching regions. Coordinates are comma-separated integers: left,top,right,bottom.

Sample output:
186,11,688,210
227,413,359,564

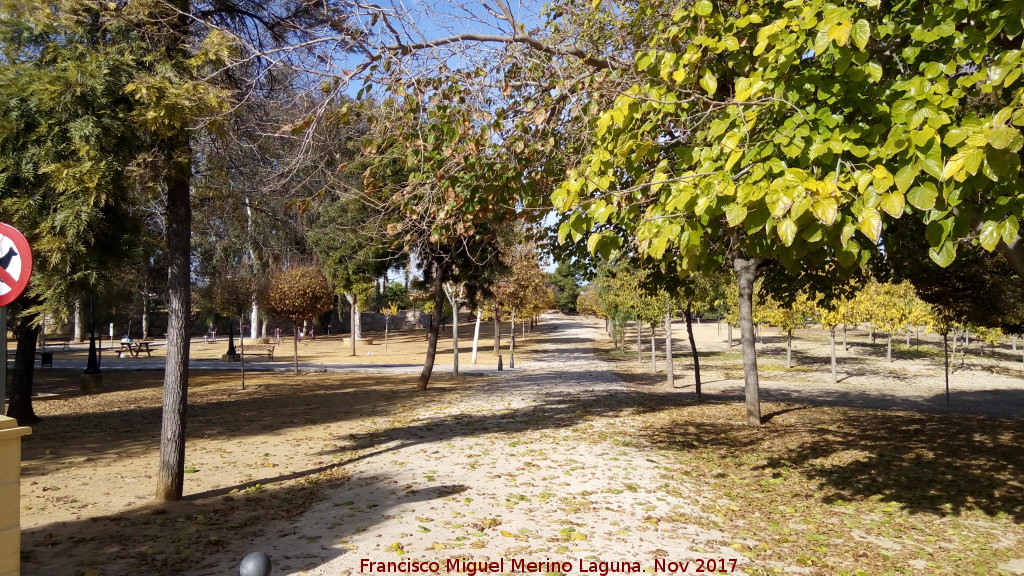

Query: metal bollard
497,355,503,371
239,551,272,576
509,352,514,369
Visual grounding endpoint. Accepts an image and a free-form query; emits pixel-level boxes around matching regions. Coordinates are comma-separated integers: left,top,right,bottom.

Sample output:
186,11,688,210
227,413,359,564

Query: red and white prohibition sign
0,223,32,307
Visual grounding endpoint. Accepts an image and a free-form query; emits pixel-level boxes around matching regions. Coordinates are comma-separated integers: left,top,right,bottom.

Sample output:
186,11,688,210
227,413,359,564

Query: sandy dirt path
200,316,748,576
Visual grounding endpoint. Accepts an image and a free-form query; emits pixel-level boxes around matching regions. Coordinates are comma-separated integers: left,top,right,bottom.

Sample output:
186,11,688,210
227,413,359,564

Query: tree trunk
650,326,656,371
665,309,674,388
471,308,481,364
155,127,192,502
636,318,642,365
944,332,950,406
727,323,733,347
384,316,390,351
292,321,299,375
345,293,358,356
249,301,260,340
450,294,459,377
7,300,41,425
843,325,848,351
734,256,766,426
509,309,516,368
239,316,246,390
142,285,150,339
685,301,701,399
829,326,837,385
786,329,793,369
887,334,892,362
73,298,83,341
493,305,501,355
418,271,445,390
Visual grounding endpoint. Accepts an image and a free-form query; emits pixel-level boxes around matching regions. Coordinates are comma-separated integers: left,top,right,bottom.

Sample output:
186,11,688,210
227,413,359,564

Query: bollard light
239,551,272,576
497,355,503,371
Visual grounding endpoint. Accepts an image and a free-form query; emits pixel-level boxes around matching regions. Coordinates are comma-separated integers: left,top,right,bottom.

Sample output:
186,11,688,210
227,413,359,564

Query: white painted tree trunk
250,302,259,340
471,309,481,364
345,293,359,356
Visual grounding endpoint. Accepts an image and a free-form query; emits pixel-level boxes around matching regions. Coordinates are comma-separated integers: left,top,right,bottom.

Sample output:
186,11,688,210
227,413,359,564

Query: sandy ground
200,317,747,576
15,314,1024,575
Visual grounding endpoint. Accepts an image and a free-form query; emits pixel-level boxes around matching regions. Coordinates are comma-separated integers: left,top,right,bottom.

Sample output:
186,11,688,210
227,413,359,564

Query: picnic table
117,341,153,358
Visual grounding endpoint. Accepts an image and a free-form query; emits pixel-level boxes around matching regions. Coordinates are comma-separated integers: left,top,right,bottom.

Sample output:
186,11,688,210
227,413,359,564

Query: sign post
0,223,34,412
0,308,6,412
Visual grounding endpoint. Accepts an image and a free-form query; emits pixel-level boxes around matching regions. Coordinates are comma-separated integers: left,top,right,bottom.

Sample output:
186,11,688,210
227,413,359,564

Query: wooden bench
239,343,275,360
45,337,72,351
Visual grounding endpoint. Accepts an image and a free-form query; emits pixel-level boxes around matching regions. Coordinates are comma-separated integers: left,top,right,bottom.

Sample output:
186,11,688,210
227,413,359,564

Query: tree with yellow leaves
853,281,928,362
815,297,860,385
755,293,814,370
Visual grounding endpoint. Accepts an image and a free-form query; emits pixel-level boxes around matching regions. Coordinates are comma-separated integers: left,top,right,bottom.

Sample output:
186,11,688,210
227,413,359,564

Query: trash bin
40,352,53,369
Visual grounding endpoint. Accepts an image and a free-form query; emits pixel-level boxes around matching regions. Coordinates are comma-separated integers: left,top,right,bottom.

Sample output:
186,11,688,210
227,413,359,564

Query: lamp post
84,292,100,374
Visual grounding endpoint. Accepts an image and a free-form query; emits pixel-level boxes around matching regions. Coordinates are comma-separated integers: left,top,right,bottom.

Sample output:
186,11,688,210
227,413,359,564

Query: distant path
197,314,749,575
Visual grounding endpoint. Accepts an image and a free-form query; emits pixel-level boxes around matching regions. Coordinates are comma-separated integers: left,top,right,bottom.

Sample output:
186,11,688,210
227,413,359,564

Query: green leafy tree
546,0,1024,425
0,0,159,424
550,261,585,313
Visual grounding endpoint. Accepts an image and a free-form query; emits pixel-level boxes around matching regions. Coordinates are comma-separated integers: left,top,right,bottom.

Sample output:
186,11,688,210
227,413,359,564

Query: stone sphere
239,551,272,576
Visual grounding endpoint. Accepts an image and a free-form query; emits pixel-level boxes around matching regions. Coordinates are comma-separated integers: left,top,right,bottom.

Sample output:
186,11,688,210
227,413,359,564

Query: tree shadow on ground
21,470,464,576
19,371,474,476
638,396,1024,521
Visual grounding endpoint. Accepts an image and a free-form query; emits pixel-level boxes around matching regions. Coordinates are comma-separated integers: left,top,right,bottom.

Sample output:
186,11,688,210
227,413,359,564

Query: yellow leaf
500,530,516,537
941,153,966,181
859,208,882,243
829,20,853,46
811,197,838,225
879,192,905,218
571,531,588,540
777,218,798,247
